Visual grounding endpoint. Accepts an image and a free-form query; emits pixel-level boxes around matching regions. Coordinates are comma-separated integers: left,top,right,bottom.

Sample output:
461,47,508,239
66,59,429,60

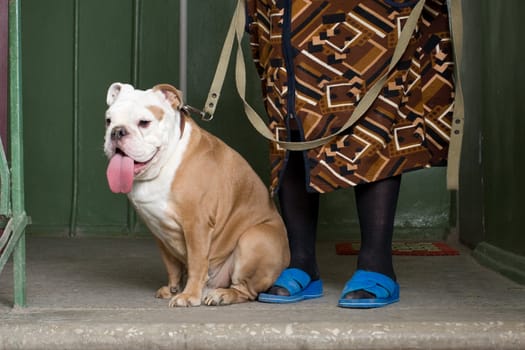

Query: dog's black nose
111,126,127,140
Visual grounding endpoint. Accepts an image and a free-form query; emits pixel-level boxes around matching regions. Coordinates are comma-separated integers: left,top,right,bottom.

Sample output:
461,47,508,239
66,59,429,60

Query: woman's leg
267,150,320,295
344,175,401,299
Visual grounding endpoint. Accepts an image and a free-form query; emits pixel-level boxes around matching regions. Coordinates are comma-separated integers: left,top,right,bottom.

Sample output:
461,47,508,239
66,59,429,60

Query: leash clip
181,104,214,122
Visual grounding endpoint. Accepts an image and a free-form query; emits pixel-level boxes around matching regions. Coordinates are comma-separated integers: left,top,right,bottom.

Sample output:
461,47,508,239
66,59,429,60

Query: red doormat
335,241,460,256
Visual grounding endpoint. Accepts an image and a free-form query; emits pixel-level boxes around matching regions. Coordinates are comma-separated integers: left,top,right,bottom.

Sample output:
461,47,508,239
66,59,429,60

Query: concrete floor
0,236,524,350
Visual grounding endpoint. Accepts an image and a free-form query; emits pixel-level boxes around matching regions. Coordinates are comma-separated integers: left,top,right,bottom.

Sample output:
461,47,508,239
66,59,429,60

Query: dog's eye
138,120,151,128
105,118,111,126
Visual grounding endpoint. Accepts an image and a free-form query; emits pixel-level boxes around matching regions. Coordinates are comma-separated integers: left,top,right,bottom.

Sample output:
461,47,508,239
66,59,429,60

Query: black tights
270,150,401,297
278,151,321,281
355,174,401,281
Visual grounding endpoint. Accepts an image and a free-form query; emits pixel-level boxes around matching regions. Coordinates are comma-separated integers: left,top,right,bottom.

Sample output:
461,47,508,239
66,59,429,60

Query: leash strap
446,0,464,191
200,2,239,121
205,0,426,151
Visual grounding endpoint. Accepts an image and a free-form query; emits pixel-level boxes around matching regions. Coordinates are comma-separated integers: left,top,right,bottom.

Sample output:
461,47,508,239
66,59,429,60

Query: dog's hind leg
203,222,289,306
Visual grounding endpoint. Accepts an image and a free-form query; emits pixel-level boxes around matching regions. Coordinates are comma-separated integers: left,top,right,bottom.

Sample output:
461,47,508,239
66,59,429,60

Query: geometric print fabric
246,0,455,193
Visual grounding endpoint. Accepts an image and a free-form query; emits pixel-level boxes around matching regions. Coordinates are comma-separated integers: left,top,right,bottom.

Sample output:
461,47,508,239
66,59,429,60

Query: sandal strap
342,270,398,299
273,268,312,295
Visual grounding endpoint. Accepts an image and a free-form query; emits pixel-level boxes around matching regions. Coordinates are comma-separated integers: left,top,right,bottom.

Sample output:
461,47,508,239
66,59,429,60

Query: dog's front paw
168,293,202,307
155,286,179,299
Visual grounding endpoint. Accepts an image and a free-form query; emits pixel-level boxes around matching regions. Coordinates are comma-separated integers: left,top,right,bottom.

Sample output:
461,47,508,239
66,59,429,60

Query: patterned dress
246,0,455,194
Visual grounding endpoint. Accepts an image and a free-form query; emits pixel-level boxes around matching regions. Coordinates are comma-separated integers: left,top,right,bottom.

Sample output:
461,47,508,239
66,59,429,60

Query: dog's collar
181,104,214,121
179,111,186,136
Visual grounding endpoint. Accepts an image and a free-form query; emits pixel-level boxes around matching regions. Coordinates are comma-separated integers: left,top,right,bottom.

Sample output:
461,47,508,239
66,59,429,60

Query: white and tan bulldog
103,83,289,307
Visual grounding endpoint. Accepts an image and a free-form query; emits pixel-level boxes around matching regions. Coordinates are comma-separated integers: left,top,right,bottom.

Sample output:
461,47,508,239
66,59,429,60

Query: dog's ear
153,84,184,111
106,82,134,106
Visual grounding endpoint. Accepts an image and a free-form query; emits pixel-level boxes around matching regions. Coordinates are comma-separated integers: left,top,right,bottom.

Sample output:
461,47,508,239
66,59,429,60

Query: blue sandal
338,270,399,308
258,268,323,303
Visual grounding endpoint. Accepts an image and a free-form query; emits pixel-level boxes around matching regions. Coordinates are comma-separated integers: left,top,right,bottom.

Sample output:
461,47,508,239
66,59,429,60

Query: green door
22,0,451,240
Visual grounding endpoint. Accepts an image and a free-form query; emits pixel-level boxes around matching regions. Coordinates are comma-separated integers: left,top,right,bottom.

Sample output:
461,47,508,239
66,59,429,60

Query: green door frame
0,0,28,308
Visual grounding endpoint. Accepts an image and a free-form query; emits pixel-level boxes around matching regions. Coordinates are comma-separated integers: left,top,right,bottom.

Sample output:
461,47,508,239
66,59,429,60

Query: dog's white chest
131,179,180,237
128,125,192,258
131,184,179,232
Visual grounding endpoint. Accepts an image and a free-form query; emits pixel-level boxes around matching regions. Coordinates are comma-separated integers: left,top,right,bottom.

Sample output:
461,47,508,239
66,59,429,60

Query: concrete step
1,237,524,349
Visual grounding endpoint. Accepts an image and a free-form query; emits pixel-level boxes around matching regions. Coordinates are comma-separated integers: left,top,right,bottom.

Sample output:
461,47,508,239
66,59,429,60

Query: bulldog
103,83,289,307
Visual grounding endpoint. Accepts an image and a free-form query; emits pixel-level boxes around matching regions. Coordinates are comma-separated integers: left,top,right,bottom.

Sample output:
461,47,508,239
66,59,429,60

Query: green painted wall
460,0,525,255
22,0,451,240
458,0,485,247
23,0,75,235
480,1,525,256
459,0,525,283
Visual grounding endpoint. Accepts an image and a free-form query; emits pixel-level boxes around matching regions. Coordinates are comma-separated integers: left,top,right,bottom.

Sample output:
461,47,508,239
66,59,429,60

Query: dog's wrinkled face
104,83,183,193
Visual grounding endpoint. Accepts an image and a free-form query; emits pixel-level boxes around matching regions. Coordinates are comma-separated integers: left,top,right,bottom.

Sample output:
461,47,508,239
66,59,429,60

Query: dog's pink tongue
106,153,134,194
